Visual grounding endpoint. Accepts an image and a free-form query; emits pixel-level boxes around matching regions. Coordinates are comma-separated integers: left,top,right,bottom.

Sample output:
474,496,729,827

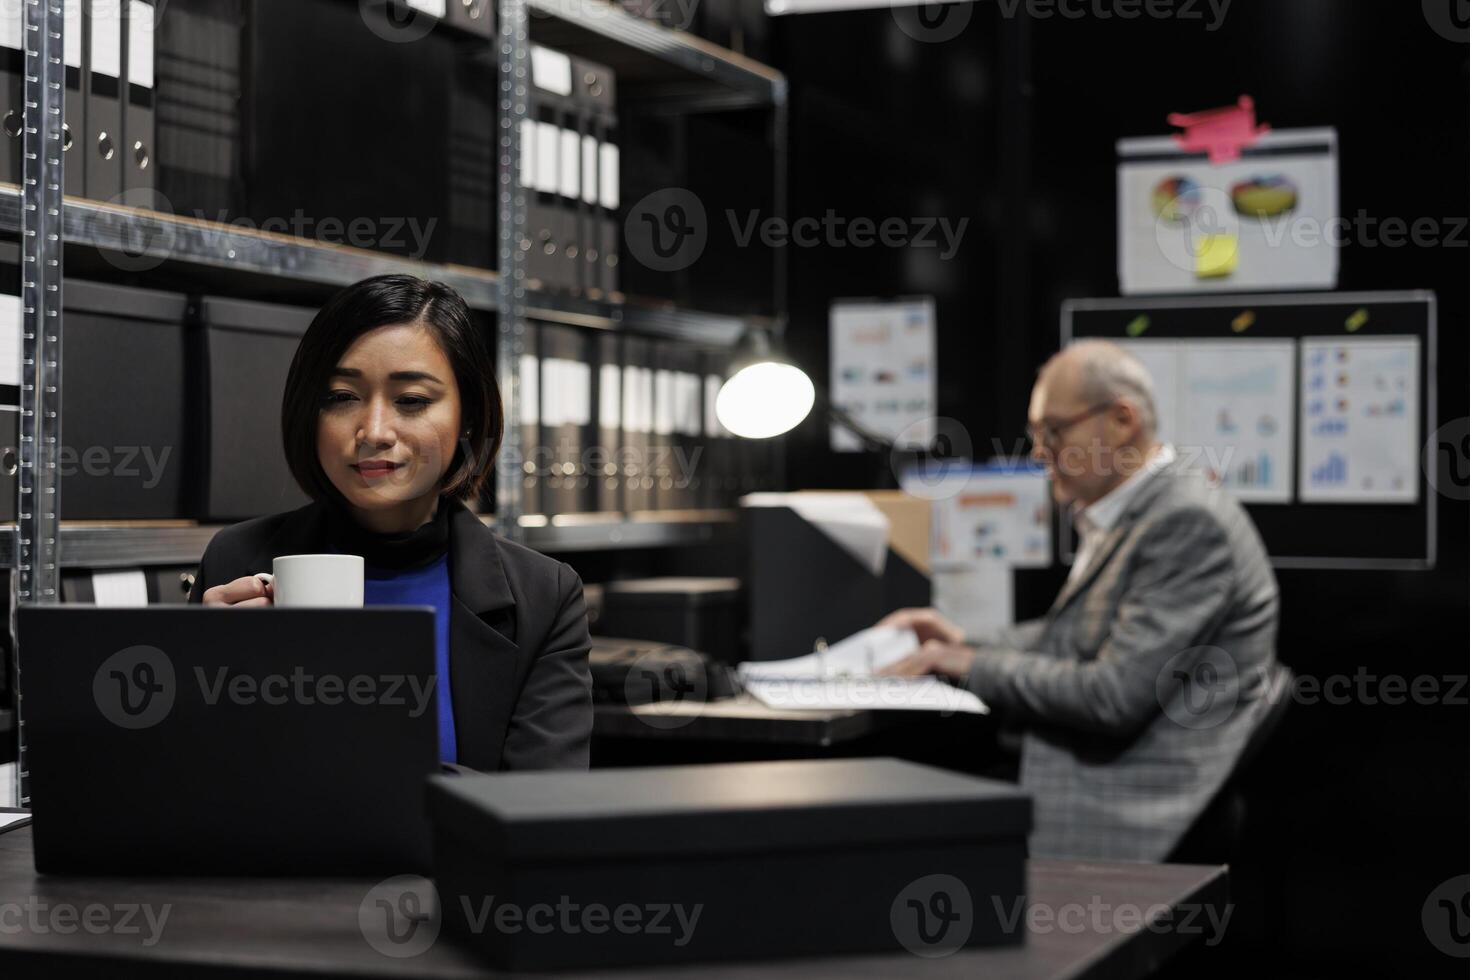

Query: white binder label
676,372,702,435
581,134,599,206
91,0,121,79
127,0,153,89
543,358,591,428
406,0,447,16
518,354,539,426
66,0,82,69
0,7,20,51
558,127,580,200
653,369,676,436
565,360,591,427
599,363,620,429
534,121,559,194
530,45,572,96
0,294,20,389
623,366,652,434
92,569,149,607
519,118,537,187
705,375,727,437
598,143,620,211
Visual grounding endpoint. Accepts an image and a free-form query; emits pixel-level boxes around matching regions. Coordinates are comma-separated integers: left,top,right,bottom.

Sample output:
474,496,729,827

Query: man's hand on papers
877,639,977,683
876,608,965,647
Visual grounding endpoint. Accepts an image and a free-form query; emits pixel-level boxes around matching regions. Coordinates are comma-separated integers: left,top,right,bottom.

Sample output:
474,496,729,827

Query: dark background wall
767,1,1470,973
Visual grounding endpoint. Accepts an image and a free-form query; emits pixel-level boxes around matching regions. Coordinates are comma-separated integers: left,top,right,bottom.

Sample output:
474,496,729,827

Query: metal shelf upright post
9,0,66,808
497,0,532,544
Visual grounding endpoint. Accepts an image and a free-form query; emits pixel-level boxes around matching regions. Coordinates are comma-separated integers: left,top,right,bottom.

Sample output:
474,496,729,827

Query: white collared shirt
1068,444,1177,584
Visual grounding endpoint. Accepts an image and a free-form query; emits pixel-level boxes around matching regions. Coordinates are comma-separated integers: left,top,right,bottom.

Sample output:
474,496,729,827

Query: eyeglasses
1026,400,1117,449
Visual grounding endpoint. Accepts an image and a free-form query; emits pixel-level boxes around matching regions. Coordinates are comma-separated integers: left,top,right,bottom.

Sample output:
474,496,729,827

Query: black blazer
187,498,592,771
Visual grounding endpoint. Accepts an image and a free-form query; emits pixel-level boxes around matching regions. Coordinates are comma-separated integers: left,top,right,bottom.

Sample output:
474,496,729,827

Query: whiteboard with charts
1062,292,1436,570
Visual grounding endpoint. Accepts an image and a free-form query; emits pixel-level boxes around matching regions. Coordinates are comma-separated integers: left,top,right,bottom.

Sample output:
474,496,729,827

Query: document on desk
739,626,989,716
0,810,31,835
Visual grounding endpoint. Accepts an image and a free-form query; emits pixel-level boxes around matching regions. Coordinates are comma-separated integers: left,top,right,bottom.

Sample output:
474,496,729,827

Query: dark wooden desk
0,825,1227,979
593,694,884,746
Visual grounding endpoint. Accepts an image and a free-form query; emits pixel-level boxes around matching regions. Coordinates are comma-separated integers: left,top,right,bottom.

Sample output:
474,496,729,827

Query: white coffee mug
257,554,365,608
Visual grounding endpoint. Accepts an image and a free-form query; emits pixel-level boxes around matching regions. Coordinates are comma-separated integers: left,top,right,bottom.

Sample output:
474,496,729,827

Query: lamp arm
824,397,896,454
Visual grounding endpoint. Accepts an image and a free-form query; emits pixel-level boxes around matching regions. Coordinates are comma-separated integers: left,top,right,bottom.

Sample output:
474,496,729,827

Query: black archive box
0,278,189,521
61,279,190,519
194,294,312,520
428,758,1031,970
596,576,743,663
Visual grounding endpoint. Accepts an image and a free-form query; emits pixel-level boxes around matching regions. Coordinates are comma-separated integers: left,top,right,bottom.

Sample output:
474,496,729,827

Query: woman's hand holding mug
201,575,275,607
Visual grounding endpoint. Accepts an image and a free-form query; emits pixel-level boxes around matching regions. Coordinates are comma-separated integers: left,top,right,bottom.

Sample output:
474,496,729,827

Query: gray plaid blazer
965,457,1279,862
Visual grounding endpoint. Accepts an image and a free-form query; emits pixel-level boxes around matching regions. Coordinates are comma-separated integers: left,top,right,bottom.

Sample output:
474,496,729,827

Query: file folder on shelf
0,289,19,522
574,55,619,297
66,0,84,197
448,48,494,269
155,0,243,218
0,9,20,186
703,358,736,509
123,0,155,193
539,324,593,517
593,331,623,513
85,0,125,201
527,46,574,291
653,344,703,511
621,336,656,513
515,323,542,517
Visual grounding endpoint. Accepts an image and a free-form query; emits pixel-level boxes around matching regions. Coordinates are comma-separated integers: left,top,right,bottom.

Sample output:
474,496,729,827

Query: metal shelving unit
9,0,67,808
0,187,766,347
520,510,738,551
2,0,788,801
496,0,788,539
0,511,739,567
526,0,786,107
0,1,787,568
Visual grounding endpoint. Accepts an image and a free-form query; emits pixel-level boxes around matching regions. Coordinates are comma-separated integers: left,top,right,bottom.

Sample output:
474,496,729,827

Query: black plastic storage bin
0,280,190,521
428,758,1031,970
193,294,313,521
595,577,744,663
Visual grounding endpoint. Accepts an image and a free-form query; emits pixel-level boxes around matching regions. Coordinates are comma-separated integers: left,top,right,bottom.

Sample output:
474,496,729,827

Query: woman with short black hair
188,274,592,771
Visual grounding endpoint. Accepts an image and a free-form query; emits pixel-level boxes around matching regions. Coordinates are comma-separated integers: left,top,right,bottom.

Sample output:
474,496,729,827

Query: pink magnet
1168,96,1271,165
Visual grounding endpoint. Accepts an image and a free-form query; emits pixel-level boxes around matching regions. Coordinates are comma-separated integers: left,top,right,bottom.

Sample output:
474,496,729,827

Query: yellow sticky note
1195,234,1239,279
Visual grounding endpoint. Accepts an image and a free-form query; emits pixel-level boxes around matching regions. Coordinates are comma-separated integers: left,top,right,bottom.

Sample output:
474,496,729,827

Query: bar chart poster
1176,341,1296,504
1117,340,1181,445
830,298,936,452
1299,337,1420,504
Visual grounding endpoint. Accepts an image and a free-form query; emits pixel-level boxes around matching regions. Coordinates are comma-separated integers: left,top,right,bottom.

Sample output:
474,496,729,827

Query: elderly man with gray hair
881,340,1280,863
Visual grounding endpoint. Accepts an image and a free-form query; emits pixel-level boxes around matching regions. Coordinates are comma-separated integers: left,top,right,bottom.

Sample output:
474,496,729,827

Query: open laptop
18,606,438,876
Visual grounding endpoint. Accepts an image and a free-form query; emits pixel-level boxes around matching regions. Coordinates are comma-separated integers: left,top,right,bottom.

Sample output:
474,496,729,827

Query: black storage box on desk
428,758,1031,970
595,576,743,663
